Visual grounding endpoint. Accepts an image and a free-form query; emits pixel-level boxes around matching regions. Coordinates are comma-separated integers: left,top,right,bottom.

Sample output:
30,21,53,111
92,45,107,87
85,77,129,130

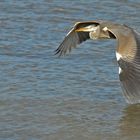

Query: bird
55,20,140,104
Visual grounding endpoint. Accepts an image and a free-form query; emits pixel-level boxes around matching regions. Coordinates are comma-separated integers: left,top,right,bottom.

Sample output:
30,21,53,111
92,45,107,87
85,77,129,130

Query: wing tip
54,47,68,57
121,83,140,104
124,97,140,104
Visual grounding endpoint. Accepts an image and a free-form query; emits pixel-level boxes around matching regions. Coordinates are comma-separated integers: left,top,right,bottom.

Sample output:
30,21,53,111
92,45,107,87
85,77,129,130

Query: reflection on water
120,104,140,140
0,0,140,139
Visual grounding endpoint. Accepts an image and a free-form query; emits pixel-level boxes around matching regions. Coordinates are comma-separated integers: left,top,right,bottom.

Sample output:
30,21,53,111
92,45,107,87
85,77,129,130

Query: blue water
0,0,140,140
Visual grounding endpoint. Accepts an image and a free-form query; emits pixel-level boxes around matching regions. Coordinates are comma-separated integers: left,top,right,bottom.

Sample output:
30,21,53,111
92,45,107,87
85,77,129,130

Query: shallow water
0,0,140,140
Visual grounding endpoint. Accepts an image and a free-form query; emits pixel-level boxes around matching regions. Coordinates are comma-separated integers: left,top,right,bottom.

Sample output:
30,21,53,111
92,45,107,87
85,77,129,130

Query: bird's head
75,25,116,39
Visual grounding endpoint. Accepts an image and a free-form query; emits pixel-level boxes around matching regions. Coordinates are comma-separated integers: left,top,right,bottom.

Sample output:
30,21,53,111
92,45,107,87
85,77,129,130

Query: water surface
0,0,140,140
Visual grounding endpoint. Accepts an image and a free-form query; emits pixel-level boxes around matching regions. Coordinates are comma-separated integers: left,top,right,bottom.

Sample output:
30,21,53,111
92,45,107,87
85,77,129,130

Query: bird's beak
75,25,98,32
75,27,91,32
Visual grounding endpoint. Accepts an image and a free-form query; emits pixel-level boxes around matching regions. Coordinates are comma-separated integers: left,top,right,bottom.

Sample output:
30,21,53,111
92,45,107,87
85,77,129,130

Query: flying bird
55,20,140,104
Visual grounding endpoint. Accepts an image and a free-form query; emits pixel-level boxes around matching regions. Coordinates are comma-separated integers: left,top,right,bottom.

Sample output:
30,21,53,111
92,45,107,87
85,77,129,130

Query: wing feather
120,62,140,104
55,28,89,56
106,24,140,104
55,21,100,56
118,31,140,104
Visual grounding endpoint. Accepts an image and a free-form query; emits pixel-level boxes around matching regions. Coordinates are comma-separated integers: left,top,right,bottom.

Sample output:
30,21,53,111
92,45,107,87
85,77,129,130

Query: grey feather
119,31,140,104
55,28,90,56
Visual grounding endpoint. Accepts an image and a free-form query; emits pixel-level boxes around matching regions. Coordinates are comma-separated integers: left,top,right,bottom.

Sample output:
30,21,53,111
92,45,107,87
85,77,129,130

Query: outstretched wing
119,58,140,104
55,28,89,56
55,21,99,56
107,24,140,104
118,31,140,104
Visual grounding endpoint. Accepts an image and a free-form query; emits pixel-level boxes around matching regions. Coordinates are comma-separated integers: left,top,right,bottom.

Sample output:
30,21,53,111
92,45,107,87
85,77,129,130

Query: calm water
0,0,140,140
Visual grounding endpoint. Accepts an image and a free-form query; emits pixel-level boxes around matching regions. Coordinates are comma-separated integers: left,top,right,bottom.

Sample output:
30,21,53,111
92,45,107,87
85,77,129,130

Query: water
0,0,140,140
